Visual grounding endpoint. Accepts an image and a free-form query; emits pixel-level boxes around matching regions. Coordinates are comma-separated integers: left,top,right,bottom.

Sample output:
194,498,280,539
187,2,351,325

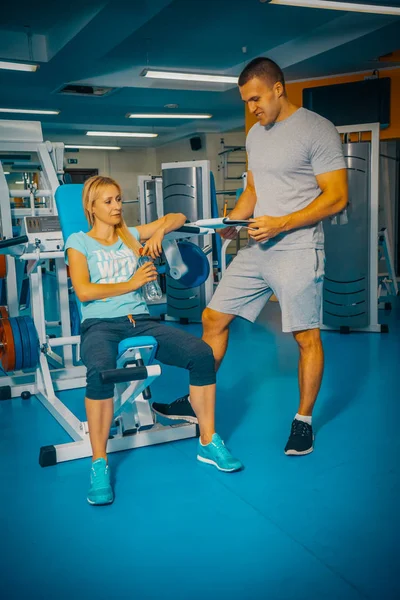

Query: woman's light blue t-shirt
65,227,149,321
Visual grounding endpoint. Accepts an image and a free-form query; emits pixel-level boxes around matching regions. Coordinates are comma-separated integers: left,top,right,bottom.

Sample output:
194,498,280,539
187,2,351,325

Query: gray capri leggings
80,314,216,400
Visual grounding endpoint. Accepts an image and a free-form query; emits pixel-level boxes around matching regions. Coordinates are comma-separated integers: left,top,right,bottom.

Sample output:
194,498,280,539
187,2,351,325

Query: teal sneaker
87,458,114,506
197,433,243,473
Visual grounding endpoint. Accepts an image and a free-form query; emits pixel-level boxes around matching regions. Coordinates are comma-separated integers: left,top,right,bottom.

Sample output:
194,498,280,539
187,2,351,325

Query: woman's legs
85,397,114,461
80,319,125,462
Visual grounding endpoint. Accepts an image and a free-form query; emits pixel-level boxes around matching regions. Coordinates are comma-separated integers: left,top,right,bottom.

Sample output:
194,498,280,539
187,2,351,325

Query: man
153,57,348,456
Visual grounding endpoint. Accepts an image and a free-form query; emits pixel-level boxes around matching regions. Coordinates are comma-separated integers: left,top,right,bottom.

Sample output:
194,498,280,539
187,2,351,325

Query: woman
66,176,243,505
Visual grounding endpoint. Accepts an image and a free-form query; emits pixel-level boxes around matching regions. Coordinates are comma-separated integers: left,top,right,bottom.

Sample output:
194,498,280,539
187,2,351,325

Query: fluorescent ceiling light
127,113,212,119
15,181,25,184
65,145,121,150
86,131,158,138
0,61,39,72
0,108,59,115
268,0,400,15
3,171,10,175
142,69,238,84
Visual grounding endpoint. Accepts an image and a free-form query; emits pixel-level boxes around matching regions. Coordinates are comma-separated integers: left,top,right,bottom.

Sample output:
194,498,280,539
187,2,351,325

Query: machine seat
117,336,158,362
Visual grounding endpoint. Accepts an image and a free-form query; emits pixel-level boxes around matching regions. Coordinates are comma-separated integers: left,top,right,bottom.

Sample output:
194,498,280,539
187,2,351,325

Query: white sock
295,413,312,425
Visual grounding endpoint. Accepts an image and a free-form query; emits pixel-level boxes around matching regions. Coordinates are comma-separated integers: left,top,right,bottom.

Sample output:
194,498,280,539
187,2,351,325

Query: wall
65,148,156,225
62,130,246,225
246,67,400,140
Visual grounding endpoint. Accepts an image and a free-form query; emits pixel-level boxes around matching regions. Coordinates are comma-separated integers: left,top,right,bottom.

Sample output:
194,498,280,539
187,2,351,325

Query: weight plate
16,317,31,370
174,241,210,289
9,317,23,372
24,316,40,369
0,306,8,318
0,318,16,372
0,255,6,279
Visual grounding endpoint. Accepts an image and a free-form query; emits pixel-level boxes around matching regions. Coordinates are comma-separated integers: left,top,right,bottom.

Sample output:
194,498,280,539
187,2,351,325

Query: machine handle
100,365,148,384
0,235,28,249
176,225,201,234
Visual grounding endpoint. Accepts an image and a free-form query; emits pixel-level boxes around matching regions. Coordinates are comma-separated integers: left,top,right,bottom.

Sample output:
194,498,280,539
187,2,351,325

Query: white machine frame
0,120,63,318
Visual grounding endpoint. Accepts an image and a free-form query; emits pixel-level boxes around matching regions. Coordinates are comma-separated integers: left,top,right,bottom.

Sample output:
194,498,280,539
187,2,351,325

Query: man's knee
202,307,231,334
293,328,322,350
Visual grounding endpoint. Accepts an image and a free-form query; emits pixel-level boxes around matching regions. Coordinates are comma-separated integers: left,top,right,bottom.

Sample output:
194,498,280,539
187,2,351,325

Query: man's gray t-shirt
246,107,346,249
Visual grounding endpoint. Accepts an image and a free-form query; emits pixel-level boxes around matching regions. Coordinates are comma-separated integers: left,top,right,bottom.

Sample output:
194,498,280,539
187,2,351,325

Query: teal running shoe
87,458,114,505
197,433,243,472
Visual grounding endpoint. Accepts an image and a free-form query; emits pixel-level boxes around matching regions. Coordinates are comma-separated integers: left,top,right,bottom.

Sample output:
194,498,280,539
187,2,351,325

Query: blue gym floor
1,297,399,600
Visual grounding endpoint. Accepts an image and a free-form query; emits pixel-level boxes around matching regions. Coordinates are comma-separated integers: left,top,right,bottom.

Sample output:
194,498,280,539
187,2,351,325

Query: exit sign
68,158,78,164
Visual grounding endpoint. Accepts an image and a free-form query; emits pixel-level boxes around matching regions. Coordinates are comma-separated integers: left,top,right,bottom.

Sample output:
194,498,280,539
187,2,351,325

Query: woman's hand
129,261,158,291
142,229,165,259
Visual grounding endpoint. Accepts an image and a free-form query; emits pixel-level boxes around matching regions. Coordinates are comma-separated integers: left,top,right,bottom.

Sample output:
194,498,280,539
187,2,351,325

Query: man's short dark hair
238,57,285,90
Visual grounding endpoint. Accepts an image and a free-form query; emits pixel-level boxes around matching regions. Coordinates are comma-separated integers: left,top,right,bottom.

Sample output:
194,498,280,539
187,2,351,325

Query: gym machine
0,120,64,319
137,175,164,224
322,123,398,334
160,160,214,323
0,183,231,466
138,161,219,323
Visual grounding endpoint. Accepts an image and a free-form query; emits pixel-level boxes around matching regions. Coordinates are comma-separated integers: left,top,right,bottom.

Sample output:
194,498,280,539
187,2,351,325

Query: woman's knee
84,354,118,400
188,340,216,386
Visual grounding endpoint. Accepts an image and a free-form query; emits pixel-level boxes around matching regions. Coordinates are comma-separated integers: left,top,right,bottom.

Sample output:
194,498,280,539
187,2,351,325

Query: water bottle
137,254,163,302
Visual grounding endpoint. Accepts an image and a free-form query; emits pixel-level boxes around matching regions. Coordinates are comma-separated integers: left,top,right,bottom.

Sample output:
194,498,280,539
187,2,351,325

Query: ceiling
0,0,399,148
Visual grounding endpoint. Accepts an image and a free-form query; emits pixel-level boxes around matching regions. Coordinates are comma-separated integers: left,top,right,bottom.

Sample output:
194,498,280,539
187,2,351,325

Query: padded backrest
55,184,88,241
55,183,88,320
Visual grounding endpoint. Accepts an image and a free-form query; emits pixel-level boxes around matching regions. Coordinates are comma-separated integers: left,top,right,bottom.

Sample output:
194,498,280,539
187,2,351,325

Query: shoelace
210,438,231,459
168,395,189,408
91,464,109,483
291,420,311,437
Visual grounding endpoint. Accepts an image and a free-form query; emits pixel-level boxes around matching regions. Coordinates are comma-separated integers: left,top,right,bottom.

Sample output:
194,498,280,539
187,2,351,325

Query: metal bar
11,208,55,217
37,143,61,215
36,392,85,442
47,335,80,348
35,354,85,441
21,251,64,260
51,422,198,464
9,189,52,198
55,258,73,367
369,123,380,331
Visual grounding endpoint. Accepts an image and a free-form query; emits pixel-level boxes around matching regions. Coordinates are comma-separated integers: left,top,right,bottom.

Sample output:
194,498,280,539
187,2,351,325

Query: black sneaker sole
284,446,314,456
152,407,198,424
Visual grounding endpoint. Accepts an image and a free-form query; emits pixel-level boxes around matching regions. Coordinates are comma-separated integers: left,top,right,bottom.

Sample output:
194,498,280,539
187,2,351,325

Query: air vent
57,84,115,97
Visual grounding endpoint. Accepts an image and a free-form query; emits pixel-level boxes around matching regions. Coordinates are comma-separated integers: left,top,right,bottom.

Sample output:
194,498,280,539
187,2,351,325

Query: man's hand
248,215,286,243
142,228,165,259
218,226,238,240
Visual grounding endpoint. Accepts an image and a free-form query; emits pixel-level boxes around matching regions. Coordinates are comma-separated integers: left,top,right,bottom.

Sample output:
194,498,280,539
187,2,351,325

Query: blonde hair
82,175,142,257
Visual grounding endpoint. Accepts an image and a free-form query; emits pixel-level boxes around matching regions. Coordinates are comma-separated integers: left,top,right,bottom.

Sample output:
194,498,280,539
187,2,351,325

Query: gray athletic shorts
208,243,325,333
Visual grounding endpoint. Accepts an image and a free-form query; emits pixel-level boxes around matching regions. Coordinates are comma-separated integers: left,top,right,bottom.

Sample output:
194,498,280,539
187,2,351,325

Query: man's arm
229,170,257,219
249,168,348,243
219,171,257,239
